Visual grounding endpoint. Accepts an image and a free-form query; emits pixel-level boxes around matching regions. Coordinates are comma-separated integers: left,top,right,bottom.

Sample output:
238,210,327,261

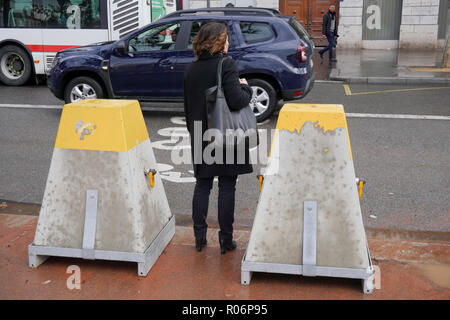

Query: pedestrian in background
319,4,338,63
183,22,253,254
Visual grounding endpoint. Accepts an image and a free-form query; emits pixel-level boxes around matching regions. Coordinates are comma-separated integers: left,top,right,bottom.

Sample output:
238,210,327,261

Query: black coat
183,51,253,178
322,10,338,36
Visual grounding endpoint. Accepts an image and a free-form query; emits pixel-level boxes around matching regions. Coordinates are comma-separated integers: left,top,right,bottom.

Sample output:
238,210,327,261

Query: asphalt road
0,81,449,233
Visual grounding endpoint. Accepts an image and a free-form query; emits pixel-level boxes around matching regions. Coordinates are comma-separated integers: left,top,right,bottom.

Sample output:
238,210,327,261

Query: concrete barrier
241,104,374,294
28,99,174,276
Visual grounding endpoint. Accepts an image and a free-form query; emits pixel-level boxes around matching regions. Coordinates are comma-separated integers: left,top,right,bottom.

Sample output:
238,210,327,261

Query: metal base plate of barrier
241,201,375,294
28,216,176,277
241,243,374,294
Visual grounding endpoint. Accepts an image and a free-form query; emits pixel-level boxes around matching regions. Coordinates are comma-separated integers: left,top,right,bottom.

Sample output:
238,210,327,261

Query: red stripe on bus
26,45,79,52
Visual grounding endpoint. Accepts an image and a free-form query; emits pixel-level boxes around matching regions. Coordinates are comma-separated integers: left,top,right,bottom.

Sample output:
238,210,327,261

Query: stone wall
188,0,222,9
188,0,277,9
399,0,441,49
337,0,363,48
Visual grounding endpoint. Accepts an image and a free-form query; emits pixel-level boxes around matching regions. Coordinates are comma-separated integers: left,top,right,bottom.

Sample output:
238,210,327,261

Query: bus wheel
0,45,32,86
64,76,104,104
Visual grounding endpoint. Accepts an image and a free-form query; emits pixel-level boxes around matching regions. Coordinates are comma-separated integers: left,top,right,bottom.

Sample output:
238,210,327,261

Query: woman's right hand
239,78,248,85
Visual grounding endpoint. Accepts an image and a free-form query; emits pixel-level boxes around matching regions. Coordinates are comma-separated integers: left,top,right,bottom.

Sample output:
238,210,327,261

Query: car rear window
239,22,275,44
288,18,311,42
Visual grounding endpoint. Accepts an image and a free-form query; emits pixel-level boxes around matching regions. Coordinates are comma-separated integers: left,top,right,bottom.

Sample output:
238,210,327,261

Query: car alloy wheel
250,85,270,117
70,83,98,102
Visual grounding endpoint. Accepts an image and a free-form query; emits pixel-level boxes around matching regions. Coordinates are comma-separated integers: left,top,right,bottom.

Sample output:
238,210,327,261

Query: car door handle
160,59,174,70
160,59,172,66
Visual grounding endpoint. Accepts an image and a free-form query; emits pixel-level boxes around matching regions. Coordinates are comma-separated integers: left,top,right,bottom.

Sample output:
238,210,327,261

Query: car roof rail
164,7,279,19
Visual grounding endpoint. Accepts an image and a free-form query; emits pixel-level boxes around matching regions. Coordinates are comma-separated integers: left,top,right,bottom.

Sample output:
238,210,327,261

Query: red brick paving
0,214,449,300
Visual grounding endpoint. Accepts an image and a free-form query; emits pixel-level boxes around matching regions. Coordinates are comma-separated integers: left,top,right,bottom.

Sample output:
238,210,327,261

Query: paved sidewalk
0,213,449,300
328,48,450,84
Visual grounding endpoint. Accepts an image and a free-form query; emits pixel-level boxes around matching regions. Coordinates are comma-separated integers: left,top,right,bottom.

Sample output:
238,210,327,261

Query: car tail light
297,45,308,63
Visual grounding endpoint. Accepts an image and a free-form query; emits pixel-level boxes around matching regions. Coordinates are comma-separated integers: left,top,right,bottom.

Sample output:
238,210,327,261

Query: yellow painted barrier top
275,103,353,160
277,104,346,134
54,99,149,152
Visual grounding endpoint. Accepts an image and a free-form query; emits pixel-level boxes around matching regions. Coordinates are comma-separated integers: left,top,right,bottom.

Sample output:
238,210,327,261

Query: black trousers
192,175,237,241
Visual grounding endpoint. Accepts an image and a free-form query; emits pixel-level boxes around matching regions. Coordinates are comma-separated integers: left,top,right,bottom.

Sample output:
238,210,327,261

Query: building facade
339,0,449,49
184,0,449,49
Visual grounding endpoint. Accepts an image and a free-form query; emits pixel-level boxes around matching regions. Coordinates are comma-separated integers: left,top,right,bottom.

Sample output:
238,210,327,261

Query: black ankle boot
218,231,236,254
195,237,207,252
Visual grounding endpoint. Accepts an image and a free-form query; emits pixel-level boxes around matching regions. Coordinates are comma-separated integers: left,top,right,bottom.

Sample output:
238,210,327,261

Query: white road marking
257,118,271,126
315,80,344,83
170,116,187,125
346,113,450,121
0,103,62,109
1,103,449,121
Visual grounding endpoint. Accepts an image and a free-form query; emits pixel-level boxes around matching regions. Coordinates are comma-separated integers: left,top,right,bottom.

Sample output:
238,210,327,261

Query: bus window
41,0,101,29
0,0,101,29
0,1,4,28
1,0,41,28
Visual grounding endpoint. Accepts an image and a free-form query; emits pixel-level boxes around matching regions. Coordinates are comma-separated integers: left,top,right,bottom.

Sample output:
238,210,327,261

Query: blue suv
47,7,315,121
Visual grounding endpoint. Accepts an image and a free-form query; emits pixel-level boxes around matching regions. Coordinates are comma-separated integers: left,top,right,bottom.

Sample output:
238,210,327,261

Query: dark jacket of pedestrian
183,40,253,178
322,10,338,36
183,22,253,254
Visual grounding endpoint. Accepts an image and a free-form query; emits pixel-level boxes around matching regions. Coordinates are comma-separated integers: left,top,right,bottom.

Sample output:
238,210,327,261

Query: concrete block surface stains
32,99,172,254
246,104,370,269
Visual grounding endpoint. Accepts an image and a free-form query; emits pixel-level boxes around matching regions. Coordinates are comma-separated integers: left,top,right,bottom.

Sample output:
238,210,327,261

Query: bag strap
216,56,227,89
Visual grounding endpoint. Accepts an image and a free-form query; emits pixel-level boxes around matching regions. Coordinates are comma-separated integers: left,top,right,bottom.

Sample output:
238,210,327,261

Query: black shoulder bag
204,57,259,150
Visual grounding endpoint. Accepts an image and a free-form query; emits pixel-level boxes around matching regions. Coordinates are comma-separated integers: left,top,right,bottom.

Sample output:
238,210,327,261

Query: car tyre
64,76,104,104
247,79,277,122
0,45,32,86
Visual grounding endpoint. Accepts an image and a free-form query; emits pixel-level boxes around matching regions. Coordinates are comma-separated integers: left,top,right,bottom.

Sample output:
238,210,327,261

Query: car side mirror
115,41,127,54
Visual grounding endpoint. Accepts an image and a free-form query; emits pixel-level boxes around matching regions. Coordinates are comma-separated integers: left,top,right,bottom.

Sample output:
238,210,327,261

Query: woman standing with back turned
183,22,253,254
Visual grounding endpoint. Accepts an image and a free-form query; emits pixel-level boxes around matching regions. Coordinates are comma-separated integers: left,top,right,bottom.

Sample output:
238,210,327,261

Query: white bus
0,0,180,86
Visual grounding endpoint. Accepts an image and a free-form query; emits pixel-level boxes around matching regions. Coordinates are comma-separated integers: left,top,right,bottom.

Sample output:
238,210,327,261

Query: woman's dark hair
192,22,228,57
